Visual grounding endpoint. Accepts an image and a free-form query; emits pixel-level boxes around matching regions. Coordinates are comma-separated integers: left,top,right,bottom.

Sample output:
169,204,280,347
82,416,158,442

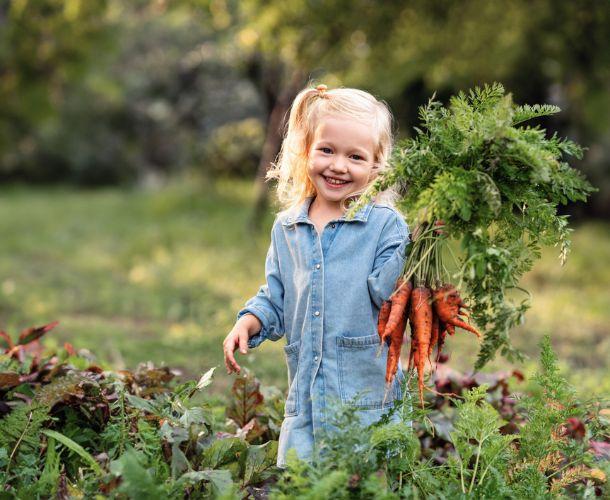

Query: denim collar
281,196,374,226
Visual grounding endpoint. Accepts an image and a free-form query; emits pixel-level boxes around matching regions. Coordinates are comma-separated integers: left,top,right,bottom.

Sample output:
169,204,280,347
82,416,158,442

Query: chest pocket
336,333,402,410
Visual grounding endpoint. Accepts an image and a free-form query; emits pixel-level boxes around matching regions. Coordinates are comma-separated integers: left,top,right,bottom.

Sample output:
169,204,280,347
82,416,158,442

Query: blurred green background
1,0,608,396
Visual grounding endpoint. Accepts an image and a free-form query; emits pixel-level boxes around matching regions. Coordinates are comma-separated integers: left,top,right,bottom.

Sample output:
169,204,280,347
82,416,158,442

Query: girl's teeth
325,177,348,185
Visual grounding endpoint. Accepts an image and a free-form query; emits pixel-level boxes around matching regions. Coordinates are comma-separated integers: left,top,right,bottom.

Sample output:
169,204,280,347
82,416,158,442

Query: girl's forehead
312,115,377,149
314,112,371,129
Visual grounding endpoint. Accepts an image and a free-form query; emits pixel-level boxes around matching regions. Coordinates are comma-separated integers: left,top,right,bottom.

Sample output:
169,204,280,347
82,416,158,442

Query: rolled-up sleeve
236,224,285,349
367,214,410,309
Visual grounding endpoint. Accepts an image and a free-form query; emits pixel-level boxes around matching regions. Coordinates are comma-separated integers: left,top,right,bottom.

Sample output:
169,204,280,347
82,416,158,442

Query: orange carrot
447,317,479,336
429,311,439,359
409,286,433,408
408,334,418,371
433,284,481,338
382,278,413,386
381,278,412,345
377,300,392,345
385,308,408,385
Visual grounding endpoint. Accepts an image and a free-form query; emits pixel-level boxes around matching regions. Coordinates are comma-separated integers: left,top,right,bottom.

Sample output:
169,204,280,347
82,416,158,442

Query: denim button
315,264,321,269
314,356,319,361
314,311,320,316
331,223,336,228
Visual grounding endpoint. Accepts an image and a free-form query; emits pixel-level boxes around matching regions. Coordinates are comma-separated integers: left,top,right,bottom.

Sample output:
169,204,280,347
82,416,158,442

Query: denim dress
237,196,411,467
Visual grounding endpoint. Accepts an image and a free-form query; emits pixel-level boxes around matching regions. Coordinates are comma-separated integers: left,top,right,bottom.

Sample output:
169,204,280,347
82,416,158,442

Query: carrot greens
348,82,595,370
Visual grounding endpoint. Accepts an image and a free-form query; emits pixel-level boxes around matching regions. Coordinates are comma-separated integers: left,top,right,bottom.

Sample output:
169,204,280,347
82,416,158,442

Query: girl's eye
351,154,363,161
320,147,332,154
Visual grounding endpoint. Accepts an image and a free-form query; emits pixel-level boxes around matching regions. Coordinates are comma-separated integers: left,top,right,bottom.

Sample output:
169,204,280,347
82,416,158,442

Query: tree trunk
248,69,305,232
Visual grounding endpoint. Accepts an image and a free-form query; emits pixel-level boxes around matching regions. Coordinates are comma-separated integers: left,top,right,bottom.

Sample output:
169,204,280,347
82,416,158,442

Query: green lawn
1,176,608,396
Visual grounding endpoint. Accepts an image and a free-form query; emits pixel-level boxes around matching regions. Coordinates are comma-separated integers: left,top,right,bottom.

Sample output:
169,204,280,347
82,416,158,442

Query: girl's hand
223,325,250,374
433,219,445,235
412,219,445,240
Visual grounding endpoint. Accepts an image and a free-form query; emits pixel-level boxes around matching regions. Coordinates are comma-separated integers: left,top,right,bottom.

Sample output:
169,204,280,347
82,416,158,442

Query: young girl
222,83,410,468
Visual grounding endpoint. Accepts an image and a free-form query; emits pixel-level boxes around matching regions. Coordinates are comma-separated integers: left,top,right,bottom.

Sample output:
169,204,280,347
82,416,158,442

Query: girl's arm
367,213,411,308
235,220,285,348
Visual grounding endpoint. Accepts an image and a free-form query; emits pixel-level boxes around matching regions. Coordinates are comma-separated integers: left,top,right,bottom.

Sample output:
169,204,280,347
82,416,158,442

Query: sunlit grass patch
0,177,608,397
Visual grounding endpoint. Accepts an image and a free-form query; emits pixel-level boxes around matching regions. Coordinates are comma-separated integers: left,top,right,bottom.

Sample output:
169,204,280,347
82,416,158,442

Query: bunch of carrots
379,223,481,408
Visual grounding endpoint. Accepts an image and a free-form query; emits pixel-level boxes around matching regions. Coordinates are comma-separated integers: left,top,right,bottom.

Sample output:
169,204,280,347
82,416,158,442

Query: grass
1,175,608,397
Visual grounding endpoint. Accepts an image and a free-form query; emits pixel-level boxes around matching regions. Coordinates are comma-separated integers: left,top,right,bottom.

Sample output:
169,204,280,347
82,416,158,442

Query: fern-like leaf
546,131,584,159
512,103,561,126
0,404,49,457
467,82,506,110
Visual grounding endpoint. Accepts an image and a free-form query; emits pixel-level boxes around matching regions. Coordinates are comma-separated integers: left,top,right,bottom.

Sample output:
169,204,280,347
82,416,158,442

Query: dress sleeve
236,222,285,348
367,213,411,309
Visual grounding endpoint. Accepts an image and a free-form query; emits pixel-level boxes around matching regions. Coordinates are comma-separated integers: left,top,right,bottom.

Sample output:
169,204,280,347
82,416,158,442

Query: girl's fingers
224,348,238,374
223,346,233,374
224,355,233,374
238,331,249,355
227,349,241,374
223,336,241,374
231,359,242,374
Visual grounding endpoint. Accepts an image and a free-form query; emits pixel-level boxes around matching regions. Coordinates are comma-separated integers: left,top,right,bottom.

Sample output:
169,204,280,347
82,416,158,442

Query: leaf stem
6,410,33,476
477,439,513,487
403,239,437,287
468,437,486,494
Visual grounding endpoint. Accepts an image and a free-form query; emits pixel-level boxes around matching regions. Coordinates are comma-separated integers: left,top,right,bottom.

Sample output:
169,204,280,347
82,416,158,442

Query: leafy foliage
0,323,280,498
448,386,515,494
273,336,609,498
2,323,608,497
0,405,50,463
349,82,596,369
224,368,283,444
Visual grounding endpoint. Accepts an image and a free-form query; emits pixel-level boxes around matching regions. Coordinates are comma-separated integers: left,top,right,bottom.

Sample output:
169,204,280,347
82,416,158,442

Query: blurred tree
0,0,113,180
1,0,607,218
202,117,265,178
350,0,610,216
0,0,263,185
217,0,609,223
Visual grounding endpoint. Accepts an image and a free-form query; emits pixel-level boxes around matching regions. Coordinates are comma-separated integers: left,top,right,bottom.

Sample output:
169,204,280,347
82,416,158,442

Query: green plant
448,385,515,495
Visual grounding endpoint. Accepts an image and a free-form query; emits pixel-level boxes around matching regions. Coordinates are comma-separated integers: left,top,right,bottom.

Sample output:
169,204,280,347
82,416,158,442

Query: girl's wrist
238,313,262,337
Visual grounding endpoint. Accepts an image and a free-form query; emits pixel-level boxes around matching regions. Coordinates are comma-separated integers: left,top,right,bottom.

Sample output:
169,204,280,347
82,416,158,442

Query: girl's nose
330,156,348,173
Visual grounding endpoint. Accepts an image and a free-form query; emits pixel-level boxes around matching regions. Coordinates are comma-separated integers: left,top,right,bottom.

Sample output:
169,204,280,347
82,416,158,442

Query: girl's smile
322,175,351,188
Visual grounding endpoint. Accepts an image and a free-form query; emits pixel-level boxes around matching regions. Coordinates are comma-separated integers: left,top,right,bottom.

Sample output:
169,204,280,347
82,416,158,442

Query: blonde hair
266,83,400,213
